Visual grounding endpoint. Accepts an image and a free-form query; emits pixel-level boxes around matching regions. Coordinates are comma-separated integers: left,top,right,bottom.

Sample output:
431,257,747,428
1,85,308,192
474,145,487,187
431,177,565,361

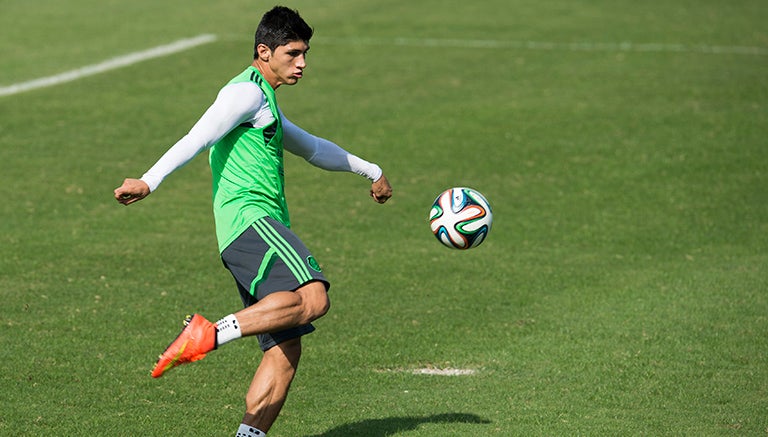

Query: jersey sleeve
140,82,266,192
281,112,383,182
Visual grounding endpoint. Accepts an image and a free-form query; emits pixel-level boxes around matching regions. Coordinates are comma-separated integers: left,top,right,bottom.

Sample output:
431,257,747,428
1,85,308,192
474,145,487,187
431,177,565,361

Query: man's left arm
283,115,392,203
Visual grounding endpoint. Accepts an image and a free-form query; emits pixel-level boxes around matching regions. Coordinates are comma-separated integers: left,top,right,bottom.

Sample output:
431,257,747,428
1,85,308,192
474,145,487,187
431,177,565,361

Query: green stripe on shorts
252,220,312,284
250,247,277,296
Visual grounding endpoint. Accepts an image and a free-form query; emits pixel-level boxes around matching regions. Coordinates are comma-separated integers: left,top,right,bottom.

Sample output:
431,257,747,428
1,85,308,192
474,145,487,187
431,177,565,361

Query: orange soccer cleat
151,314,216,378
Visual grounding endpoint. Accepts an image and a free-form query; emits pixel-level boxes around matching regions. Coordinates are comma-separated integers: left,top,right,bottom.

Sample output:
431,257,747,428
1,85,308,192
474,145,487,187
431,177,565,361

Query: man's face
268,40,309,87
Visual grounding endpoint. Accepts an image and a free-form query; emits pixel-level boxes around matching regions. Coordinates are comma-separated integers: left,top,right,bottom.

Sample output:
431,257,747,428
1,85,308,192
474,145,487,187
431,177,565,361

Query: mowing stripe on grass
5,33,761,99
218,33,768,55
0,34,218,97
313,36,768,56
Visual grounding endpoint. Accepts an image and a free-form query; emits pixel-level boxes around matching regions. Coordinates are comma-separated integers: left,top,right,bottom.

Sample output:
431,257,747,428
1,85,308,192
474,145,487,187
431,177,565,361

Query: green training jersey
209,66,288,253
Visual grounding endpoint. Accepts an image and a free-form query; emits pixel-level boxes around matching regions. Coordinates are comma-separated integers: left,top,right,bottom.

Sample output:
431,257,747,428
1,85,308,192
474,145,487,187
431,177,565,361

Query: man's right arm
140,83,265,192
114,82,264,204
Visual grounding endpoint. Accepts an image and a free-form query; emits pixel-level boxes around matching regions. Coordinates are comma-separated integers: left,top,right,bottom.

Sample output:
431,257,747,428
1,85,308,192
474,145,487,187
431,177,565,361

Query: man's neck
251,60,279,90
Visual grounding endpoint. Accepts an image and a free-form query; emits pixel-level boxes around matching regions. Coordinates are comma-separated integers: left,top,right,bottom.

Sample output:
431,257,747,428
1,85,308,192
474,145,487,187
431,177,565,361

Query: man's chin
277,76,301,87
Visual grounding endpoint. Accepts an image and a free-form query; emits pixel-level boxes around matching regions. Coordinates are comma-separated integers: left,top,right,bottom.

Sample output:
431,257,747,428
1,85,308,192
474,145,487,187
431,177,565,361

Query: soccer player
113,6,392,436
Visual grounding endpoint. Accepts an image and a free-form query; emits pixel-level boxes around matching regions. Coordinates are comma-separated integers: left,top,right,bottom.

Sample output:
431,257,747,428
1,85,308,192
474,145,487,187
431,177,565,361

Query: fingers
115,192,141,205
370,190,390,203
115,191,135,205
370,175,392,204
114,178,150,205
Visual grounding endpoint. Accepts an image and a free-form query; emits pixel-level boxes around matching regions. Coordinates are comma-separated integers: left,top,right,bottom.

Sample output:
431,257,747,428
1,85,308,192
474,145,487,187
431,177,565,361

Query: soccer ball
429,187,493,249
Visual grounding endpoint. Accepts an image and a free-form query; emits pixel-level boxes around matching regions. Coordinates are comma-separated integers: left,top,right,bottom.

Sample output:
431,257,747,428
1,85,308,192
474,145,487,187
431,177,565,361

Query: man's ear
256,43,272,62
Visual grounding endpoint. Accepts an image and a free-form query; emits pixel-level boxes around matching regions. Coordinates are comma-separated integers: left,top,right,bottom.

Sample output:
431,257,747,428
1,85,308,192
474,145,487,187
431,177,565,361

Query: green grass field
2,0,767,435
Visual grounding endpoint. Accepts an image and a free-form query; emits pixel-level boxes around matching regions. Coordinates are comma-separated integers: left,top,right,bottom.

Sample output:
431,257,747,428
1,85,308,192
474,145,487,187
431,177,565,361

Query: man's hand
114,178,151,205
370,174,392,204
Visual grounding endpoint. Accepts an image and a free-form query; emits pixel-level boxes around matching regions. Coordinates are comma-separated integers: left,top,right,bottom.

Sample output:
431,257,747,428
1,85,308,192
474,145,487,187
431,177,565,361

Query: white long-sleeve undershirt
140,80,382,192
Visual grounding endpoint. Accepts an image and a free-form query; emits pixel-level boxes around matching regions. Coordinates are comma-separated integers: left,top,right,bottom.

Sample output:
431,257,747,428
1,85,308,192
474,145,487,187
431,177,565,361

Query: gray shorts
221,216,329,351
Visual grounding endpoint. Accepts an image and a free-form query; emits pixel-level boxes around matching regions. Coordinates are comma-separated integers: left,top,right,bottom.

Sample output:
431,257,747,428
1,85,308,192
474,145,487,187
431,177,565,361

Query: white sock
236,423,266,436
215,314,242,347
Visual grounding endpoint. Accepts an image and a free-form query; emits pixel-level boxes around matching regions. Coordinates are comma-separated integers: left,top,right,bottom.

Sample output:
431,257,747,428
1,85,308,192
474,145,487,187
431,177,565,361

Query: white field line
313,36,768,56
412,367,477,376
376,366,478,376
0,34,217,97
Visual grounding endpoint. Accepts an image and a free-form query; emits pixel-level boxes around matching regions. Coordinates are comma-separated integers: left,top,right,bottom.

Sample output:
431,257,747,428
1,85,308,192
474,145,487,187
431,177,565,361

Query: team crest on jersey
307,256,322,272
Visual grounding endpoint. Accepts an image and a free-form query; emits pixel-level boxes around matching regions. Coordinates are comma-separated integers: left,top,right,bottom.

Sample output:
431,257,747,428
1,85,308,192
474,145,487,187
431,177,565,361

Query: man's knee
298,281,330,322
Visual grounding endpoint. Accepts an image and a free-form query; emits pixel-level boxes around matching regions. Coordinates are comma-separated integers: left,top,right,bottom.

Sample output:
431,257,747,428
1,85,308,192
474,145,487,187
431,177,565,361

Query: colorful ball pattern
429,187,493,249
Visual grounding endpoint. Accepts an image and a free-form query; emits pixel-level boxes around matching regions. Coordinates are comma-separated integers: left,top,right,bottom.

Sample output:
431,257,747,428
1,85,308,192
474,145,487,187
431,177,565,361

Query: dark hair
254,6,313,57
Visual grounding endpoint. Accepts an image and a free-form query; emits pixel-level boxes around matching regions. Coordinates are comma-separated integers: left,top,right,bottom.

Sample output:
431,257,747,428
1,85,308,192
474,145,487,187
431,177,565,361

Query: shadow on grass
306,412,491,436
